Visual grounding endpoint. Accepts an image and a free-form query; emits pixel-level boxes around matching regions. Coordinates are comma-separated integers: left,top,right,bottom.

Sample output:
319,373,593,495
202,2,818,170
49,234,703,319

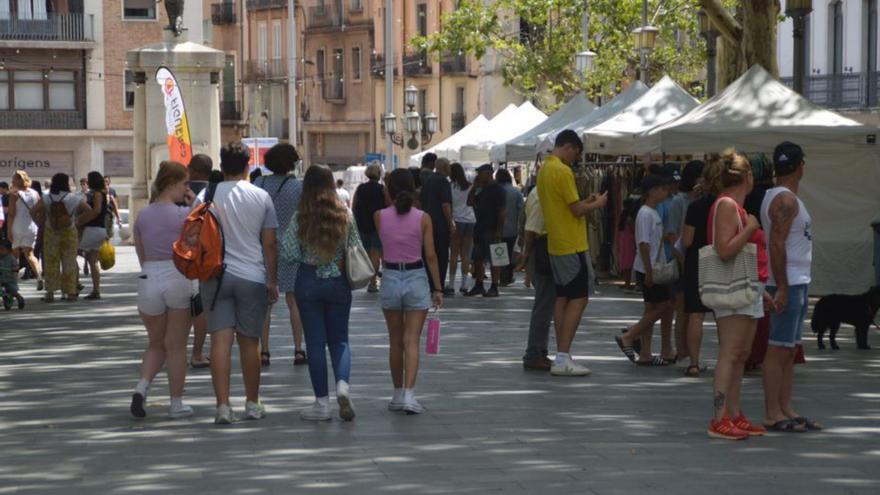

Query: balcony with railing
0,110,84,129
307,3,341,29
441,54,467,75
451,112,466,133
781,72,880,109
0,13,95,42
403,51,431,77
246,0,286,10
220,100,242,122
244,59,287,82
211,2,237,25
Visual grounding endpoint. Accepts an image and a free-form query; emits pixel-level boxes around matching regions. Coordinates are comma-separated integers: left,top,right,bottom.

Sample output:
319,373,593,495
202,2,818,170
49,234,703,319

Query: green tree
412,0,708,111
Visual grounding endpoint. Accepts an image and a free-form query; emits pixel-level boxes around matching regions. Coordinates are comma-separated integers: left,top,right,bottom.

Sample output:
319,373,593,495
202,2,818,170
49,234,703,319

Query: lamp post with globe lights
385,84,438,151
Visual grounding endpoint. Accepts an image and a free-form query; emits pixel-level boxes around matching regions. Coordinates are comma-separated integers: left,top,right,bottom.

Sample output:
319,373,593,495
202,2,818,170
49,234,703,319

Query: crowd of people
0,131,822,440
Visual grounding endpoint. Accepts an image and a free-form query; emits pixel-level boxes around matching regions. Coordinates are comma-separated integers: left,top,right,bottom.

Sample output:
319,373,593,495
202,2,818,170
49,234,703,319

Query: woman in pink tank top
374,169,443,415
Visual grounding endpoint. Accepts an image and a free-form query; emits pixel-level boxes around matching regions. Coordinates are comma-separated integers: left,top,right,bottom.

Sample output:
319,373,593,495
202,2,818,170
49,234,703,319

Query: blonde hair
703,149,750,195
12,170,32,188
365,163,382,181
151,161,188,202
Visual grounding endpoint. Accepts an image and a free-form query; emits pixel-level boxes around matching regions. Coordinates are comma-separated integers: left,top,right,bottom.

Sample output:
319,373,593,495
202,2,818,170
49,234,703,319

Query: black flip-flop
792,417,823,431
765,419,807,433
621,329,641,355
637,356,671,366
190,358,211,369
615,335,637,363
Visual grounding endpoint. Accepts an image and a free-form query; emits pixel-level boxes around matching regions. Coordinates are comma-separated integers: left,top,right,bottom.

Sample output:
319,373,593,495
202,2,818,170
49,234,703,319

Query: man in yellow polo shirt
537,130,607,376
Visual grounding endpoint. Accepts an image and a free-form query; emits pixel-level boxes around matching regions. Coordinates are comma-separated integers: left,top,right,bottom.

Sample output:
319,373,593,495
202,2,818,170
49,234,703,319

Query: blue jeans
294,264,352,398
767,284,809,348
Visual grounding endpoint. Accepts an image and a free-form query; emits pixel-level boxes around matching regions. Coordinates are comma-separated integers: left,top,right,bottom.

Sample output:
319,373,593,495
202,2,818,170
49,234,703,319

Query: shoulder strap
272,176,292,200
710,197,744,248
205,181,219,204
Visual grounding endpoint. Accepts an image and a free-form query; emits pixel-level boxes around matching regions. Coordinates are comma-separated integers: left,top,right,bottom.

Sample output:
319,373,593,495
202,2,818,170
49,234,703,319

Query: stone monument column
126,31,224,224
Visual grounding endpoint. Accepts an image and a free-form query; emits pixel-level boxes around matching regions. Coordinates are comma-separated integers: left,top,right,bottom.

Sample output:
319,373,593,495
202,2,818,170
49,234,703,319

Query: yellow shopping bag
98,240,116,271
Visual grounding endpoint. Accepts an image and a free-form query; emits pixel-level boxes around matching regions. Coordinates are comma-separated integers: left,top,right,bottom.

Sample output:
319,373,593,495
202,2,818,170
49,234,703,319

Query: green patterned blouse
281,213,361,279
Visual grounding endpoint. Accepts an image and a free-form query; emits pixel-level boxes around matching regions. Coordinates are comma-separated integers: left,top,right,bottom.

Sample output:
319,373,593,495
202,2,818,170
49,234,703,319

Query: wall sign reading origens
0,152,75,176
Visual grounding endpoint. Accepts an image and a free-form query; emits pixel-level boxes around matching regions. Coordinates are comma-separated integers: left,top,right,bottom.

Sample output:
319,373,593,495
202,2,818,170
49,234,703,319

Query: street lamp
575,0,596,77
632,25,658,83
785,0,813,95
697,9,720,97
387,84,438,150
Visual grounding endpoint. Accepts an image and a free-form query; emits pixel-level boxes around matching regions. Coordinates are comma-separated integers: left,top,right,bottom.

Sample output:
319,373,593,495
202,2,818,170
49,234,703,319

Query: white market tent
638,64,880,295
489,93,597,163
458,102,548,164
583,76,699,155
537,80,649,154
408,114,490,168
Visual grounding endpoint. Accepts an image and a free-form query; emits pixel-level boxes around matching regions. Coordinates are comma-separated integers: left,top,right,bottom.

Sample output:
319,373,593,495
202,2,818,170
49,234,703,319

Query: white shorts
79,226,108,251
713,283,766,320
137,260,195,316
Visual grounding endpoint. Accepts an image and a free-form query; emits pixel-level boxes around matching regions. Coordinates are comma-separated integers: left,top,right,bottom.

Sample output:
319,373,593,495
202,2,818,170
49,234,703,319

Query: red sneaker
732,413,767,436
707,417,749,440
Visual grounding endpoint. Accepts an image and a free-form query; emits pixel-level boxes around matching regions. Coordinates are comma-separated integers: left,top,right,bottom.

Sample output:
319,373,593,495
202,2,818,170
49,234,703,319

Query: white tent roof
537,81,649,154
583,76,699,155
459,102,548,164
642,65,880,295
489,94,597,163
408,114,490,168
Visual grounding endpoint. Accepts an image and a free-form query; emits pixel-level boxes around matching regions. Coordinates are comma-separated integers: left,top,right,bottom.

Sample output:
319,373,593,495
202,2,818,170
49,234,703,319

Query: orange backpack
173,183,225,306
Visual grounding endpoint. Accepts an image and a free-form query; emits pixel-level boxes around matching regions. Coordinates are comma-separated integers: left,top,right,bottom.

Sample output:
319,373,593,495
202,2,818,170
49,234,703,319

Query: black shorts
636,272,672,304
472,233,492,264
683,275,709,314
553,253,592,300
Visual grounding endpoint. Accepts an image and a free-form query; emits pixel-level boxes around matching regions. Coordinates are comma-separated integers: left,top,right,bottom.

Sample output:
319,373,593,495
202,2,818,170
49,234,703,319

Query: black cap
641,174,667,193
679,160,705,192
773,141,805,176
476,163,493,174
656,164,681,183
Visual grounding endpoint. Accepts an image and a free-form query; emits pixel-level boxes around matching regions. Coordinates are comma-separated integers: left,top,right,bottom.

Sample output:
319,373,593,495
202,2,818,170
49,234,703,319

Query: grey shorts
201,273,269,338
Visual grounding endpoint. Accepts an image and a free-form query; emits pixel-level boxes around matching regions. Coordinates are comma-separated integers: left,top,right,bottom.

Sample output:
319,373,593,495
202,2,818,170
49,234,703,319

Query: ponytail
394,190,413,214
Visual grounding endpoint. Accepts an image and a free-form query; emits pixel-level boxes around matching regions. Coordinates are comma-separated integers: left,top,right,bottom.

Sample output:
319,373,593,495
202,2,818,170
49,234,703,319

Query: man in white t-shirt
336,179,351,208
197,144,279,425
616,174,674,366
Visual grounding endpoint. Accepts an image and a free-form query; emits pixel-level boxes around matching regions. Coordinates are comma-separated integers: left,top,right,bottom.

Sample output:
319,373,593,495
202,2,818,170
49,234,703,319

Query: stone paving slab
1,247,879,494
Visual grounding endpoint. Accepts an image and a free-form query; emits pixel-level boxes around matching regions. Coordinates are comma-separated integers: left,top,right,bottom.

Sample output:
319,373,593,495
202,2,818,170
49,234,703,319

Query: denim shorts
380,268,432,311
767,284,808,348
714,283,765,320
455,222,475,235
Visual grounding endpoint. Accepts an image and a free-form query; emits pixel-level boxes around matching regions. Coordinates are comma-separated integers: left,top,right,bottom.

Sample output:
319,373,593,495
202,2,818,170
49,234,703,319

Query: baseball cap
641,174,666,193
476,163,493,174
773,141,805,176
679,160,705,192
658,164,681,182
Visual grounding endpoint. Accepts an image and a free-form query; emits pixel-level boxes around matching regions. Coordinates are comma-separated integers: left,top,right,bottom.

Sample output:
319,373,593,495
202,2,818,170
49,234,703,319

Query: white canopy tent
538,81,649,154
458,102,548,164
489,94,597,163
408,114,490,168
638,64,880,295
583,76,699,155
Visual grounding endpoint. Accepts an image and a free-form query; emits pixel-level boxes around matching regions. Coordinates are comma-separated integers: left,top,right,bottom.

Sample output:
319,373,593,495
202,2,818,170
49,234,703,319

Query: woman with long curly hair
281,165,363,422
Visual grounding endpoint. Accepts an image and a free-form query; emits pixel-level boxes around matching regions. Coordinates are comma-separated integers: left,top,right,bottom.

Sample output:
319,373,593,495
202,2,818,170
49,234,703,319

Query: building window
832,0,844,74
329,48,344,99
316,48,325,94
14,71,43,110
48,71,76,110
417,3,428,37
123,0,157,20
223,55,236,103
456,87,464,114
0,71,8,110
272,21,282,60
124,70,135,111
867,0,878,74
11,0,48,20
352,46,361,81
258,22,268,61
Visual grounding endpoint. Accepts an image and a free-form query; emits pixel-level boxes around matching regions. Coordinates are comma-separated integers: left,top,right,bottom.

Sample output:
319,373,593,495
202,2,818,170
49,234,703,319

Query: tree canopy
413,0,709,112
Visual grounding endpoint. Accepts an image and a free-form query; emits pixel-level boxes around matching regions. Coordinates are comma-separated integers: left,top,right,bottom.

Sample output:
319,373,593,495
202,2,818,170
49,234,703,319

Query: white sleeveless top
760,186,812,286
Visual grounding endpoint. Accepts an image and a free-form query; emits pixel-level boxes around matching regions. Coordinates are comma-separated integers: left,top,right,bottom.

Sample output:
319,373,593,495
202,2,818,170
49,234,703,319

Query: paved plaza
1,248,879,494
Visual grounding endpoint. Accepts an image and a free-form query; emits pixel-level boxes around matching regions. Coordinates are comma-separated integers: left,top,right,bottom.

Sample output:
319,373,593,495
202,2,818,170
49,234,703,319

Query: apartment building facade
0,0,177,207
203,0,248,142
778,0,880,124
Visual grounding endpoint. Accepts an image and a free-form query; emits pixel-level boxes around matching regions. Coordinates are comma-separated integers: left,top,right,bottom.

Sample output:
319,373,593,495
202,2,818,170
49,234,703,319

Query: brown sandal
685,365,701,377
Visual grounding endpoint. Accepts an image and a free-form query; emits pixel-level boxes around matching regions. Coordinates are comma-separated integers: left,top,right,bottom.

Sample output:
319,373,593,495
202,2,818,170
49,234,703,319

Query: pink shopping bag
425,311,440,355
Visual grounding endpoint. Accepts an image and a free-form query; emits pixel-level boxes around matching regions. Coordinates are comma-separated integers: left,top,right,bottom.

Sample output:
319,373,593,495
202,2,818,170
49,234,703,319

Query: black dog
811,286,880,350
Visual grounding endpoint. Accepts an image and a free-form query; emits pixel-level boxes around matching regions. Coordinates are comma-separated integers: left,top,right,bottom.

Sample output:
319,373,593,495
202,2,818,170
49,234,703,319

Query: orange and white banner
156,67,193,165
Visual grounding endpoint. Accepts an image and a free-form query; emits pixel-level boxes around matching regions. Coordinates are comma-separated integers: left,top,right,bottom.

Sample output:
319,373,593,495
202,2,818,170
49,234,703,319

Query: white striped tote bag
698,198,760,310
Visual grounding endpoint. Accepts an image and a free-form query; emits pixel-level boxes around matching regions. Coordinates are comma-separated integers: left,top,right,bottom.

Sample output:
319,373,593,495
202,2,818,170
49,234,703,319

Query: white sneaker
245,401,267,420
168,402,194,419
214,404,236,425
402,396,425,415
300,400,332,421
551,359,592,376
388,397,406,411
336,381,355,422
